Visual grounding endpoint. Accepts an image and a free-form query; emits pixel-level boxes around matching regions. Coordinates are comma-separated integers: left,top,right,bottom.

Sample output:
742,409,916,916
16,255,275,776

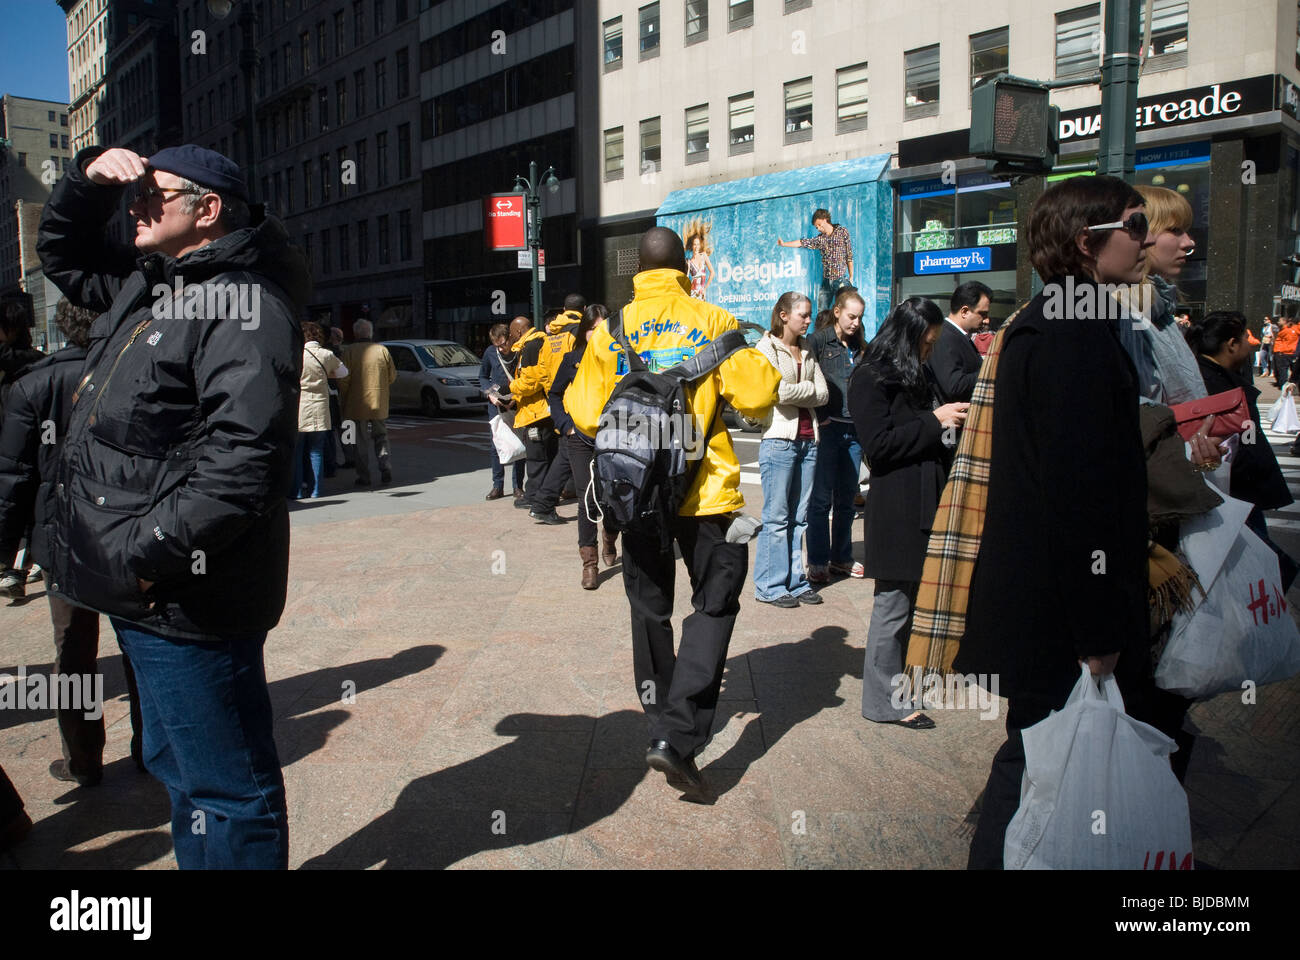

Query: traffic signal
970,74,1060,176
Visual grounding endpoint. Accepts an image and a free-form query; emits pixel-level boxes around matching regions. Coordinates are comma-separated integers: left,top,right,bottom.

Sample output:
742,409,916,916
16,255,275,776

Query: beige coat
298,341,345,432
755,332,828,442
339,340,397,421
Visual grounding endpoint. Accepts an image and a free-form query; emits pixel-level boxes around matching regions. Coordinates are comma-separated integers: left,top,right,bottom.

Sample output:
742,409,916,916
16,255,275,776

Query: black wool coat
953,280,1150,712
1196,354,1292,512
848,357,950,582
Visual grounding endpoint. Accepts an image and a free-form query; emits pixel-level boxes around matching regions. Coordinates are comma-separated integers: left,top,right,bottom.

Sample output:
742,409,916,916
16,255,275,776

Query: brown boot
580,546,599,590
600,528,619,567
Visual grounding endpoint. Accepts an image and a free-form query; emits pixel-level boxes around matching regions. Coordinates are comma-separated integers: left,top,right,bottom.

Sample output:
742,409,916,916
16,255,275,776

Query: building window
904,44,940,119
836,61,869,133
376,130,388,186
603,17,622,71
375,59,388,108
283,42,293,80
300,99,311,140
355,138,368,189
339,222,350,270
728,91,754,154
50,133,59,148
685,0,707,43
639,3,659,60
302,234,311,272
396,47,409,98
785,0,812,12
319,88,330,129
1140,0,1189,70
338,146,349,189
1056,5,1101,80
353,1,364,45
337,79,347,122
61,134,69,150
320,229,331,275
728,0,753,31
317,21,327,64
301,32,311,73
396,0,408,21
335,10,345,55
970,26,1008,95
784,76,813,143
47,110,55,122
640,117,661,179
378,214,390,264
604,126,624,181
357,219,369,267
399,209,411,261
398,123,411,179
303,159,313,206
269,49,279,89
286,167,295,211
320,153,331,202
355,69,367,114
60,113,67,126
685,104,708,163
375,0,385,34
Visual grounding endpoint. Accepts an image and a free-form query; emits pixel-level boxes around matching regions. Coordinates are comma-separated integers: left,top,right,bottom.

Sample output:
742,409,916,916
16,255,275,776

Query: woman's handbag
1169,388,1249,441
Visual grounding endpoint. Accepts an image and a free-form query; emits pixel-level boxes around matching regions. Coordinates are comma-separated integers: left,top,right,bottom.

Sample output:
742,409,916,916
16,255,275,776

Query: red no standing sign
484,193,527,251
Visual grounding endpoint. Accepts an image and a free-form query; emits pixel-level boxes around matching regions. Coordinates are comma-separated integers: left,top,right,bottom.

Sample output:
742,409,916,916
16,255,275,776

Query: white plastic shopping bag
1004,665,1193,870
490,413,526,465
1271,395,1300,434
1158,496,1300,698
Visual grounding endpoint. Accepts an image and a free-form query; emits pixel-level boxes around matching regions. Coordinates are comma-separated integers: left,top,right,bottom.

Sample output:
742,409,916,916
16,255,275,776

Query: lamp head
545,169,560,195
207,0,234,18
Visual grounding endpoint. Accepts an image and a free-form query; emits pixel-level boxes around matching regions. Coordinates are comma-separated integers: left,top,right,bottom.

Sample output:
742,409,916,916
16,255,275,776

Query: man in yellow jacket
567,227,781,797
526,295,590,522
509,304,581,507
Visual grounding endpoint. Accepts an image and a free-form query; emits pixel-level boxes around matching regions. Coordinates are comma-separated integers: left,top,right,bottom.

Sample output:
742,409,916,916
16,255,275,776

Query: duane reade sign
1058,76,1275,144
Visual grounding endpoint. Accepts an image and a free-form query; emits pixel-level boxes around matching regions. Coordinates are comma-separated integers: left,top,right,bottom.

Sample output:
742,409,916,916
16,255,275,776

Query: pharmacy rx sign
484,193,527,251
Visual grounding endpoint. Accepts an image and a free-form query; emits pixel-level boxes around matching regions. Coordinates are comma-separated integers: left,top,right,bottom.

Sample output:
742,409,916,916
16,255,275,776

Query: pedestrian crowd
1,141,1296,871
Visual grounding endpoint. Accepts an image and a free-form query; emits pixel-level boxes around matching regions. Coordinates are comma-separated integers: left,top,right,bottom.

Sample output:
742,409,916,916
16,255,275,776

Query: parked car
380,339,489,418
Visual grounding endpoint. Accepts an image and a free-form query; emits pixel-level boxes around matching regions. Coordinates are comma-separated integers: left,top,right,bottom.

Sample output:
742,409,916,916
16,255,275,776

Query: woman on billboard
682,219,715,301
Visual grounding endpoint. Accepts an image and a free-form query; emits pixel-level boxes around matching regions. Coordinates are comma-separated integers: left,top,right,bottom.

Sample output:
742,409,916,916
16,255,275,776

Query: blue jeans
818,277,851,312
112,619,288,869
807,421,862,567
291,430,328,498
754,437,818,600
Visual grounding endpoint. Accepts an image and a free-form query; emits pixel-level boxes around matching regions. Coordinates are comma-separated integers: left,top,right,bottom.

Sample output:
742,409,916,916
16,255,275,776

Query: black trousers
621,514,747,760
50,595,142,777
519,417,559,502
0,763,22,825
531,431,574,513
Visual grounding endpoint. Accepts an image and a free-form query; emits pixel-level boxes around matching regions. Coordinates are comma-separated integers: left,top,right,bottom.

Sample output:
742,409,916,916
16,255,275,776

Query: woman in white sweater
753,292,829,607
293,320,348,499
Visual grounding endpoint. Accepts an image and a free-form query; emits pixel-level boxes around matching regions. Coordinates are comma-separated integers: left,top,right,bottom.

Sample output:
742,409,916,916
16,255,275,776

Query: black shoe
513,497,533,509
513,489,525,501
886,713,936,730
757,594,799,608
486,487,505,501
645,740,708,795
355,478,370,487
380,470,392,484
795,590,824,605
530,508,565,525
48,759,102,787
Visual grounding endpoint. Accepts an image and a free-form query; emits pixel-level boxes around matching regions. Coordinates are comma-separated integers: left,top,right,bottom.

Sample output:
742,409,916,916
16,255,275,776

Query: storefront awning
656,153,892,217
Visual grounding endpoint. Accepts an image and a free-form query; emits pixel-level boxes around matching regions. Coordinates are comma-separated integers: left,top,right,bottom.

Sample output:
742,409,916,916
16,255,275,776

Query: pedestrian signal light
970,75,1059,175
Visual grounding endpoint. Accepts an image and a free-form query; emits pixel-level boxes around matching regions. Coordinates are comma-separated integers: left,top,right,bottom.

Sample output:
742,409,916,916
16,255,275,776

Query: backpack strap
665,329,749,382
606,309,648,373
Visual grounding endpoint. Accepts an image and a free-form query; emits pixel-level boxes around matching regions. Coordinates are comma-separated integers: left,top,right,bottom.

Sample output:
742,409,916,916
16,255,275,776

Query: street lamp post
512,161,560,330
206,0,261,204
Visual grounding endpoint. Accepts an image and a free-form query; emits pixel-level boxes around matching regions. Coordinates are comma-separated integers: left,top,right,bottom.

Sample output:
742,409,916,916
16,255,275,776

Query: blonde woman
753,292,828,607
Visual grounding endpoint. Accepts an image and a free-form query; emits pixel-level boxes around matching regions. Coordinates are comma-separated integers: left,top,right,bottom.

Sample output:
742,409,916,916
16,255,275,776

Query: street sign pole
1097,0,1142,182
527,161,543,330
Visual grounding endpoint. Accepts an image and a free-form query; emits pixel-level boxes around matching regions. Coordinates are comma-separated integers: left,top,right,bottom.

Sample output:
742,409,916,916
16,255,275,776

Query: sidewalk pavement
2,450,1298,868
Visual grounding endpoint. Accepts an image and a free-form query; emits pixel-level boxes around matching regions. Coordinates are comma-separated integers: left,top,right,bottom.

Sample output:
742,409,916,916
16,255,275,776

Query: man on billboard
777,208,853,311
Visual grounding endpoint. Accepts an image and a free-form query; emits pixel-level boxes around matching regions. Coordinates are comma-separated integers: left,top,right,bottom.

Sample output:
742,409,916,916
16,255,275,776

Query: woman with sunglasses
957,176,1158,867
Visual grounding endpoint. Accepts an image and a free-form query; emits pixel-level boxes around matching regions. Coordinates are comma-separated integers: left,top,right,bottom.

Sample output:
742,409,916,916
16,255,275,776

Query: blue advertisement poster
655,155,894,338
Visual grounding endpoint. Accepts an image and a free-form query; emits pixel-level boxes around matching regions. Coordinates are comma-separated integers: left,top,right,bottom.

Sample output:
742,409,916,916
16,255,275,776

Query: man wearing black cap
36,144,310,869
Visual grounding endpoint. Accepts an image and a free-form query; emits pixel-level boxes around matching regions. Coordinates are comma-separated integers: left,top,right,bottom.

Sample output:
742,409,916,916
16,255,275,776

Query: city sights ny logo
150,276,261,330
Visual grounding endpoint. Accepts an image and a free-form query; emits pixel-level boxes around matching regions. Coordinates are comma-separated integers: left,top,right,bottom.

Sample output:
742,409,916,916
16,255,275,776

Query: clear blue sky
0,0,73,104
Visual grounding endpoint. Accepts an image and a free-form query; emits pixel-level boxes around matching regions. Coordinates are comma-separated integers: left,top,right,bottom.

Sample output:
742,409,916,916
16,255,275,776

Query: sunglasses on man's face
1086,211,1149,242
131,184,203,207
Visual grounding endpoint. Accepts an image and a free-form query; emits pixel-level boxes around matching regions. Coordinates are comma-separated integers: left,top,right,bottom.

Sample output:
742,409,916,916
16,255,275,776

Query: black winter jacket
0,345,87,565
36,145,311,638
1197,354,1292,512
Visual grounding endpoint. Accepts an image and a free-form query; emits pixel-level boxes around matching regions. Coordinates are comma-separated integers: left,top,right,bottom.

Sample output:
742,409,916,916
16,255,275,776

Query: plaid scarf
904,314,1019,675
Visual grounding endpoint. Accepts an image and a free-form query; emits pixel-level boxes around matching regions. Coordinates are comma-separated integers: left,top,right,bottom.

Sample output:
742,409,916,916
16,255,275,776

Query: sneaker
26,564,42,584
795,590,824,605
0,570,24,600
829,561,865,579
756,594,799,609
807,564,830,584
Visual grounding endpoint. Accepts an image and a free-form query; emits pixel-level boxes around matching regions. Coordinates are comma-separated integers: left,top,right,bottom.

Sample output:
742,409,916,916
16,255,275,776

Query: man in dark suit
927,281,992,404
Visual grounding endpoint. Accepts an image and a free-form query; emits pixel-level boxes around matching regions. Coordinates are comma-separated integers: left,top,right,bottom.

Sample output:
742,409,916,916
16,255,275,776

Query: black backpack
593,310,748,544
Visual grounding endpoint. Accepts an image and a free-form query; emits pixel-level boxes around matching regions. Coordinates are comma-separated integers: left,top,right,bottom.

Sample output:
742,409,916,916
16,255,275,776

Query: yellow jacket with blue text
565,269,781,517
510,310,581,428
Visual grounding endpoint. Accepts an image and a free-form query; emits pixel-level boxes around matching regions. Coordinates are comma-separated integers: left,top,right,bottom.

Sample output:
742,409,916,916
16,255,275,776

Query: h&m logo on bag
1142,850,1193,870
1246,578,1287,625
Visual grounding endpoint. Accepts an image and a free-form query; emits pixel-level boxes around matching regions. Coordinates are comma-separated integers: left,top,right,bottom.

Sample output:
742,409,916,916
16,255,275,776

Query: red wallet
1170,388,1249,441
